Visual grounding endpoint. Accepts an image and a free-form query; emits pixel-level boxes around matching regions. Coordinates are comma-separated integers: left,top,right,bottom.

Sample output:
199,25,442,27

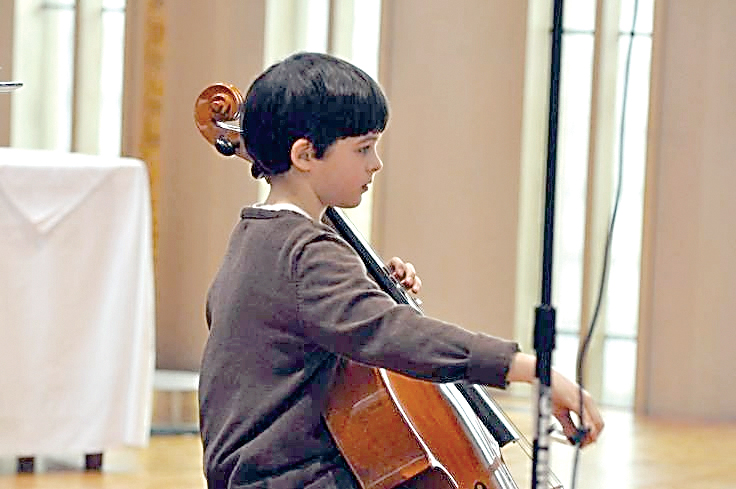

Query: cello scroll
194,83,249,160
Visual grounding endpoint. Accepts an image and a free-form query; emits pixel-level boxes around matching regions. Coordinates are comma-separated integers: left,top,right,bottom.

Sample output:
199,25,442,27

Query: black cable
570,1,640,488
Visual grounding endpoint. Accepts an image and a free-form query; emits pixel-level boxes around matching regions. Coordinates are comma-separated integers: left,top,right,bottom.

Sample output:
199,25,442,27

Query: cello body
326,361,516,489
323,206,518,489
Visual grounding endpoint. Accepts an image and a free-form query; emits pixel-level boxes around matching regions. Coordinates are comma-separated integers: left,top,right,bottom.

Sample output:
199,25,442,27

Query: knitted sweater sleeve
291,232,520,389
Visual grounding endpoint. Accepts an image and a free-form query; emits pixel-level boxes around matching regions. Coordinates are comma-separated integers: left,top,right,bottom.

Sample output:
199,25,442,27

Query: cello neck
324,206,423,312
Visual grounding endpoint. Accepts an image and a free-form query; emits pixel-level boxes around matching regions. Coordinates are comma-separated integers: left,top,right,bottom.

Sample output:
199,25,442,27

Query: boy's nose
371,156,383,173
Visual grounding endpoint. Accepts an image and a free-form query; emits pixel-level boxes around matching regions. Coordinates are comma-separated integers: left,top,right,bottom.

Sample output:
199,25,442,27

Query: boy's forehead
352,132,382,143
330,132,382,149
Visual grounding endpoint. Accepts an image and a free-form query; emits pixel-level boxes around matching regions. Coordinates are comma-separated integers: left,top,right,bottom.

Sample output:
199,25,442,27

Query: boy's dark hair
241,52,389,179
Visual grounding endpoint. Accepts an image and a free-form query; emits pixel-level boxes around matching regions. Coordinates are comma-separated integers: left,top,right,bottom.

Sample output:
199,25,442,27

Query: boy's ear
290,138,316,172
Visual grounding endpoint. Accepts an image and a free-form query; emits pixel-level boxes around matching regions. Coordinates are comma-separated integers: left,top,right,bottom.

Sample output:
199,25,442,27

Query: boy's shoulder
240,206,340,246
238,206,358,273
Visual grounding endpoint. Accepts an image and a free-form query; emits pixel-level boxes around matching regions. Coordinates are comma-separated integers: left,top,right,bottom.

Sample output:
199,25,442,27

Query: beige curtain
121,0,266,370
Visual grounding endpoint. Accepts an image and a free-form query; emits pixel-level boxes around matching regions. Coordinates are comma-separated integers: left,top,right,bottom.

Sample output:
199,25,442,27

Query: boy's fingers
401,262,416,283
581,392,605,438
387,257,405,277
387,257,421,293
554,411,578,440
566,394,604,447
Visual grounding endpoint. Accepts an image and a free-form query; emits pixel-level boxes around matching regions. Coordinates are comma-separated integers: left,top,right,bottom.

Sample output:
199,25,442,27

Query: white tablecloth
0,148,155,456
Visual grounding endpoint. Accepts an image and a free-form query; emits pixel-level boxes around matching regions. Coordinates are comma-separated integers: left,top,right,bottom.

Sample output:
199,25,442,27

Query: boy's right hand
550,369,604,447
508,352,604,447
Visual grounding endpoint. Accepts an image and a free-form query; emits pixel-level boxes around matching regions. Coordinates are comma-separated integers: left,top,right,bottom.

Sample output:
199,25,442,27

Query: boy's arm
294,234,519,388
295,235,604,446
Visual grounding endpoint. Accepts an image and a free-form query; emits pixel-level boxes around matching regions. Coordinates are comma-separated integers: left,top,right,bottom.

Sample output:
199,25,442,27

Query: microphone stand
532,0,564,488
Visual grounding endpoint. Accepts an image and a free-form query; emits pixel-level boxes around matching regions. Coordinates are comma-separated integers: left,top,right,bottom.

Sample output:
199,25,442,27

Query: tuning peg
215,136,237,156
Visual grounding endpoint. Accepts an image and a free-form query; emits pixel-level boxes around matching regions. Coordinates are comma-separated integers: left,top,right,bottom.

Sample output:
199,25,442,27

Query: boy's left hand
387,257,422,294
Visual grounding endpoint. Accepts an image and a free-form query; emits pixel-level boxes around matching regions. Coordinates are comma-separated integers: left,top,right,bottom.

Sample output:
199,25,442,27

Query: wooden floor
494,400,736,489
1,400,734,489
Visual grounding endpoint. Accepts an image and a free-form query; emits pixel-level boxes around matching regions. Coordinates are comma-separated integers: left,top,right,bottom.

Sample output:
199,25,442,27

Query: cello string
570,0,640,488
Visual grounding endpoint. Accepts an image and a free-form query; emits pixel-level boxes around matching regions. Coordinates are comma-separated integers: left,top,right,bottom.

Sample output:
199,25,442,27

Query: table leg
85,453,103,471
17,457,35,473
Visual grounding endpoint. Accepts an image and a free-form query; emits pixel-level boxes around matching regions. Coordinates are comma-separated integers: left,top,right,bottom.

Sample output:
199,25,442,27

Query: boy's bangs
321,85,388,140
343,88,388,137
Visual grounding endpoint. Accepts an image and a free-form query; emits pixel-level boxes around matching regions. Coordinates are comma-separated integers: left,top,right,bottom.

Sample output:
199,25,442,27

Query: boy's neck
264,177,325,221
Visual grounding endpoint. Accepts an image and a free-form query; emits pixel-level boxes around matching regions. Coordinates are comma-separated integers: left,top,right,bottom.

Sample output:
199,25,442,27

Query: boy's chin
337,198,362,209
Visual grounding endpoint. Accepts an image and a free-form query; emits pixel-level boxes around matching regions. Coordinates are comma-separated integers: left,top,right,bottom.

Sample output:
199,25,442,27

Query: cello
194,83,563,489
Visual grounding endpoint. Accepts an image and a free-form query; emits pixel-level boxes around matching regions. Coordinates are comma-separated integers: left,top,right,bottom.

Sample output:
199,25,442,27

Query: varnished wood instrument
194,84,563,489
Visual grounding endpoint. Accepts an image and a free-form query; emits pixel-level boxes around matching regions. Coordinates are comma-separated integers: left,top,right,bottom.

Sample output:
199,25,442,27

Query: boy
198,52,603,489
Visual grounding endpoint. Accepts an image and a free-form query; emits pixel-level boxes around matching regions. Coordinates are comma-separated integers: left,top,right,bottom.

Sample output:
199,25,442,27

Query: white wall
637,0,736,420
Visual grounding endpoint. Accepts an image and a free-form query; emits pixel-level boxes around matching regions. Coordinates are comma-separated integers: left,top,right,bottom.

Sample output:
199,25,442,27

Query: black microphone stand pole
532,0,564,488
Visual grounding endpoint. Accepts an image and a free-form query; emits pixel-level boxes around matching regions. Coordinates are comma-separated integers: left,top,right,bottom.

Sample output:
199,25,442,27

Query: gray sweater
199,207,520,489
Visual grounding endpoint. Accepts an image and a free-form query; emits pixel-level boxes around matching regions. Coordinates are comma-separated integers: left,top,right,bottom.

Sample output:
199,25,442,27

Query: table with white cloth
0,148,155,469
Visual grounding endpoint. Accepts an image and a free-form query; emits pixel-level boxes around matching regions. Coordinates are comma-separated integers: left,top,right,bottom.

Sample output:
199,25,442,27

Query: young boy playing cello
198,52,604,489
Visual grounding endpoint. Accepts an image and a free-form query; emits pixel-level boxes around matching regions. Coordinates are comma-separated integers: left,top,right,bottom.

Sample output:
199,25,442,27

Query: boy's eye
359,145,372,153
